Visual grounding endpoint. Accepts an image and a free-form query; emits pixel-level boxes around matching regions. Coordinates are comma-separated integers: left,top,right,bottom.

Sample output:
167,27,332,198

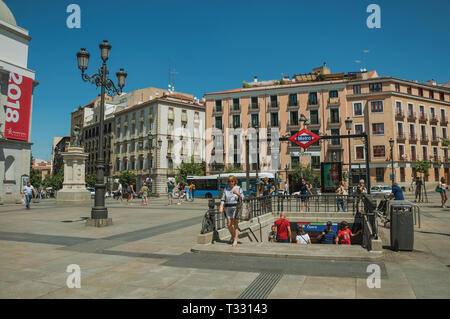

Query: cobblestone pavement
0,193,449,299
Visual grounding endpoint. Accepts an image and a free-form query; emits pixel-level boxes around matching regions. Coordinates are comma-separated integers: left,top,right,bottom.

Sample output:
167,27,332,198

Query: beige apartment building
204,64,450,187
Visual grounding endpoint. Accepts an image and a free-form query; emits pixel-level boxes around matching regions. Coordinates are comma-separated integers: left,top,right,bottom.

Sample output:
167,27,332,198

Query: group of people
269,213,362,245
167,181,196,206
115,182,148,205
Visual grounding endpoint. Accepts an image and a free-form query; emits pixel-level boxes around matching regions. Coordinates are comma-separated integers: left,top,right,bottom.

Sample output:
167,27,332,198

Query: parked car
86,187,95,199
370,185,392,195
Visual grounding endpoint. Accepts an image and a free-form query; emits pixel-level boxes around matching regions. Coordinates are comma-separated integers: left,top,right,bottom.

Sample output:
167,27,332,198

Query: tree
43,168,64,190
291,164,320,187
176,157,205,184
119,171,136,187
85,173,96,188
29,154,42,188
413,160,430,202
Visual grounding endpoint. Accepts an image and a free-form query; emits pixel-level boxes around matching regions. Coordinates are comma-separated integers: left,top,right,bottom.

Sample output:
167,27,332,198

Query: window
373,146,385,157
215,100,222,112
395,101,402,115
353,85,361,94
270,95,278,108
397,122,404,137
371,101,383,112
354,124,364,135
440,92,445,101
372,123,384,135
410,124,416,138
430,90,434,99
4,156,15,181
288,94,298,106
355,146,365,160
398,145,405,160
330,150,341,162
270,112,279,127
232,98,240,111
329,90,338,98
442,127,447,139
376,168,385,182
441,109,446,121
422,146,428,160
232,115,241,128
215,116,222,129
290,131,298,147
309,110,319,125
311,156,321,169
430,107,436,120
251,114,259,128
432,127,438,141
353,102,363,116
421,125,427,139
407,86,412,94
290,111,299,125
330,108,339,123
411,145,417,161
419,105,426,119
369,83,382,92
444,149,449,162
418,87,423,97
331,129,340,145
395,83,400,92
308,92,318,105
433,147,439,161
408,103,414,116
251,97,258,109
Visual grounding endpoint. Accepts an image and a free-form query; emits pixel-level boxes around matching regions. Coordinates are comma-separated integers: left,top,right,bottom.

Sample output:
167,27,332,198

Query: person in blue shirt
390,182,405,200
316,221,338,244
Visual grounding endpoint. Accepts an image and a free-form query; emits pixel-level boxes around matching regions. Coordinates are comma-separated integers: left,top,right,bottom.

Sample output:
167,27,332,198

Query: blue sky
5,0,450,161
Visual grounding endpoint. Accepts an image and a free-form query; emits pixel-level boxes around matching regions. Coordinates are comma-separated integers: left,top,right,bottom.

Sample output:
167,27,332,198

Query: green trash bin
390,204,414,251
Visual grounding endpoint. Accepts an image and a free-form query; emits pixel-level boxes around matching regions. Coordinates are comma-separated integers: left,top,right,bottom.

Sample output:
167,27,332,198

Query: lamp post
345,117,353,189
284,164,289,194
252,122,260,196
76,40,127,222
389,138,395,188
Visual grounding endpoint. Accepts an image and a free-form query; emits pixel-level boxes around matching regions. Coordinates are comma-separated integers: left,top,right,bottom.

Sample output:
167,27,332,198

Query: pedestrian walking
438,177,448,208
185,183,191,201
218,175,244,247
117,182,123,202
189,182,195,201
22,182,37,209
127,184,135,205
140,182,149,205
167,181,175,206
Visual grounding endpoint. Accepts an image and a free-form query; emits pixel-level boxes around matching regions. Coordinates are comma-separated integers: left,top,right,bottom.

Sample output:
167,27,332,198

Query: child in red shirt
337,221,361,245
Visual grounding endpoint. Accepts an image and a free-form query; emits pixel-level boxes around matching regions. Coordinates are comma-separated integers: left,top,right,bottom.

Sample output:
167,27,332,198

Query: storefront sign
4,72,33,141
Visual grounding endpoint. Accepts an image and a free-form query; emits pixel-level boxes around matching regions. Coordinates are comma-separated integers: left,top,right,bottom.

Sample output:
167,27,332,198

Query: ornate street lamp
345,117,353,188
389,138,395,188
76,40,127,223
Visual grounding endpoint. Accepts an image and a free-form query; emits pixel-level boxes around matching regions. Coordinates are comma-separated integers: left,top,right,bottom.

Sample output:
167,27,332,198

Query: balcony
431,155,440,163
327,119,341,127
250,103,259,110
430,115,438,124
440,116,448,125
397,133,406,141
213,107,222,114
308,99,318,106
395,110,404,120
181,113,188,123
168,112,175,121
231,104,241,112
328,97,340,106
407,112,416,122
409,133,418,143
431,136,440,145
287,101,298,108
418,114,427,123
420,134,429,143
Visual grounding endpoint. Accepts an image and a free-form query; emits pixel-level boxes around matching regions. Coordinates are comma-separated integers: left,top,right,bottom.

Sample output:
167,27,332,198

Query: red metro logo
288,129,321,149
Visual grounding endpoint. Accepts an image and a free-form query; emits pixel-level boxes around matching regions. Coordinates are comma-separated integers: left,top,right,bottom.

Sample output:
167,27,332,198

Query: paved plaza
0,193,449,299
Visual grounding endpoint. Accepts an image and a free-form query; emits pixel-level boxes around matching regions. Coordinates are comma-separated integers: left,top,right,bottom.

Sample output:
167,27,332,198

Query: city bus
216,172,276,197
186,175,219,198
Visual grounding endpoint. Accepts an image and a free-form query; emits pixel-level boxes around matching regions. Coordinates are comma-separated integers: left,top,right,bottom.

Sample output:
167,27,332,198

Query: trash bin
390,204,414,251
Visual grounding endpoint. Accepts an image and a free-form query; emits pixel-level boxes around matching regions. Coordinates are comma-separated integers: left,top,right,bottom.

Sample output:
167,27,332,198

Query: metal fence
200,193,374,235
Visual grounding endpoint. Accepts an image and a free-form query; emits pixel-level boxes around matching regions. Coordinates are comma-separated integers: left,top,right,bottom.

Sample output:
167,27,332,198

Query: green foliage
85,173,96,188
224,164,243,173
280,79,286,85
29,154,41,187
291,164,320,187
242,81,249,88
315,73,326,81
273,80,280,85
413,160,431,176
119,171,137,187
43,169,64,190
176,157,205,184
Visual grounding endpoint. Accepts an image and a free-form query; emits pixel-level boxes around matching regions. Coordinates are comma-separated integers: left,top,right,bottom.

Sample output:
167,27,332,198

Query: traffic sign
288,129,321,149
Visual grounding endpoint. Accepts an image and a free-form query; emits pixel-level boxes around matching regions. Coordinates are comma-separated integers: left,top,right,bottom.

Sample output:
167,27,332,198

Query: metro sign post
289,129,320,149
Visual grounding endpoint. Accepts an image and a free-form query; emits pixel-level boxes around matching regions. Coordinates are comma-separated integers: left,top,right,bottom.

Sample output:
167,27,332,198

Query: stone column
56,147,91,205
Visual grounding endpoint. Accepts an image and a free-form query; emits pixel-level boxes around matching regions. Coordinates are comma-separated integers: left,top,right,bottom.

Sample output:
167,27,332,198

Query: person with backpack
316,221,338,244
218,175,244,247
296,225,311,244
274,212,292,243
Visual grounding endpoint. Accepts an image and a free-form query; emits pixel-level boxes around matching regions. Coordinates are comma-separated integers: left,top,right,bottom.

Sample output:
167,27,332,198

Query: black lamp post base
86,217,112,227
91,207,109,220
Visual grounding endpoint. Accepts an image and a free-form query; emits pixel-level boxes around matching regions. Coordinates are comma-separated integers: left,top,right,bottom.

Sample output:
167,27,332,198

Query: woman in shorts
439,177,448,208
219,175,244,247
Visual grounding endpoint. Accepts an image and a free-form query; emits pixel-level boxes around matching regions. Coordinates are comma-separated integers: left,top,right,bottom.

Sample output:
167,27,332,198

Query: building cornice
347,91,450,106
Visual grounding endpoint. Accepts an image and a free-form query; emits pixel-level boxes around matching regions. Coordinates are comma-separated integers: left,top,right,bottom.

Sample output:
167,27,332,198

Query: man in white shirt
22,182,37,209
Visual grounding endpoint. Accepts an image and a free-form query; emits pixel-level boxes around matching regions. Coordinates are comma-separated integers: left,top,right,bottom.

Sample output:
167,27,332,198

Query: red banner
4,72,33,141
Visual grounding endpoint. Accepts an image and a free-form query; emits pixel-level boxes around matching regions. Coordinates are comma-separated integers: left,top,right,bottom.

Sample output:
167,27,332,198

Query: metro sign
289,129,320,149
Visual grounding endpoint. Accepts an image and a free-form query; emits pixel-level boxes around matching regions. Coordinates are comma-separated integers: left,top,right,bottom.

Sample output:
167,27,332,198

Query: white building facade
0,1,38,204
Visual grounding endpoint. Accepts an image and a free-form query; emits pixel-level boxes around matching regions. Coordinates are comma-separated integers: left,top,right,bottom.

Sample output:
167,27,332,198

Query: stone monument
56,126,91,205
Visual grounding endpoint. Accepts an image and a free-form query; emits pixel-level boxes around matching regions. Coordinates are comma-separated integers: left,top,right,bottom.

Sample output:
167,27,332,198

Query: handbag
435,185,442,193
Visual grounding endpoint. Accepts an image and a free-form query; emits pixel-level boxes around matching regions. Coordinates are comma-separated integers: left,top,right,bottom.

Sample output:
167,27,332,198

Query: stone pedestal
56,147,91,205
